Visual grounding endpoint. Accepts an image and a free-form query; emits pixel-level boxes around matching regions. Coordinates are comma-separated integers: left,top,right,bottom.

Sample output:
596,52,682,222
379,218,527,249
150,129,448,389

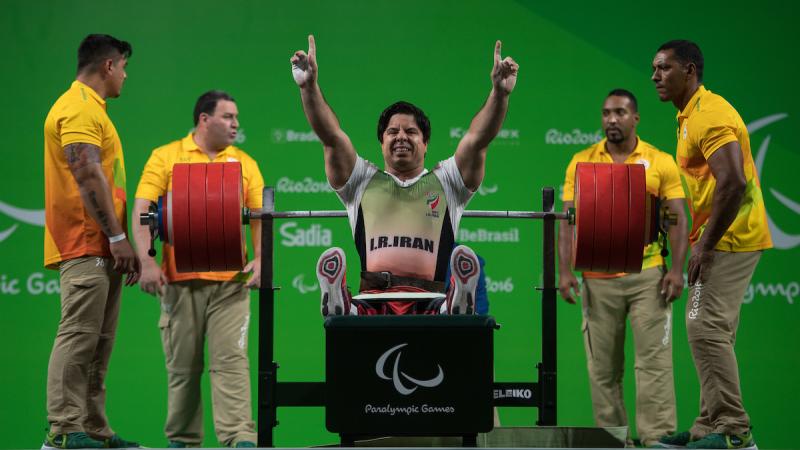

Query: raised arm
454,40,519,190
64,143,140,284
291,35,357,189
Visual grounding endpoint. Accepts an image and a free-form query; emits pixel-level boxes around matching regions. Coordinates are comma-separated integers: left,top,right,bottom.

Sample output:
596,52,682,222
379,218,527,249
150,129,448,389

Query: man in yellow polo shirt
132,91,264,448
43,34,141,450
558,89,688,448
652,40,772,450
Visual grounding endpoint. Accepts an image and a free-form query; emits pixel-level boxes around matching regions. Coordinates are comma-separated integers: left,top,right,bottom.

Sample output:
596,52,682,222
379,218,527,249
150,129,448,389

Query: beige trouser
47,256,122,439
159,279,256,446
582,267,676,447
686,251,760,439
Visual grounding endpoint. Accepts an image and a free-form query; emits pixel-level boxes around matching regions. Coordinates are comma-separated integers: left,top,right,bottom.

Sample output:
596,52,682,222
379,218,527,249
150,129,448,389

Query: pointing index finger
494,40,502,63
308,34,316,58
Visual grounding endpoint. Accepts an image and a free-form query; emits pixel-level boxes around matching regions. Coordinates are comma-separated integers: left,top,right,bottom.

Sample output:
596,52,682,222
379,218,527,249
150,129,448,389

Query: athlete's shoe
447,245,480,314
42,432,105,449
233,442,256,448
652,431,693,448
168,440,203,448
686,431,757,449
317,247,350,316
102,434,141,448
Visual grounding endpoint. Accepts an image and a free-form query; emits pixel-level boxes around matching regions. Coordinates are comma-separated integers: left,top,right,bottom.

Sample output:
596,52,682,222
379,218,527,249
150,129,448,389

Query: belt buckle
379,271,392,289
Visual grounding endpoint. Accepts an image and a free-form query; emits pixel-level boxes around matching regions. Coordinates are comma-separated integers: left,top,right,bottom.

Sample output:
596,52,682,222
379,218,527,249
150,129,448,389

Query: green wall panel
1,0,797,448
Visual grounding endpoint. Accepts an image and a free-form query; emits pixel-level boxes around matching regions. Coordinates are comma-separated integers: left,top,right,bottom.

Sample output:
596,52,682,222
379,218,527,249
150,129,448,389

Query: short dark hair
77,34,132,74
658,39,704,83
193,90,236,126
606,88,638,112
377,101,431,144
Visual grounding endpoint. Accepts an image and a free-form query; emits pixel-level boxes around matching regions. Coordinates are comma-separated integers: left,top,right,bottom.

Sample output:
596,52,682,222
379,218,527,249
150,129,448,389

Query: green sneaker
233,442,256,448
686,431,756,449
167,441,201,448
42,432,105,449
652,431,693,448
102,434,141,448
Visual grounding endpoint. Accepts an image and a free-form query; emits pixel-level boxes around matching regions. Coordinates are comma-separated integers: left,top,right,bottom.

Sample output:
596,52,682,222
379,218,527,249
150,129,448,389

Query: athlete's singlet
336,156,473,282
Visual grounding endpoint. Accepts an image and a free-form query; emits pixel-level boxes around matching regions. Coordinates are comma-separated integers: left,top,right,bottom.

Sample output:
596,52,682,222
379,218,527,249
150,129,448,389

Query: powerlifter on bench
140,161,676,447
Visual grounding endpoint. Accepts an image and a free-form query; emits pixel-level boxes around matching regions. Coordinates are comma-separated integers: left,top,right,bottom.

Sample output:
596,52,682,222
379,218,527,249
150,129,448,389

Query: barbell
140,162,676,274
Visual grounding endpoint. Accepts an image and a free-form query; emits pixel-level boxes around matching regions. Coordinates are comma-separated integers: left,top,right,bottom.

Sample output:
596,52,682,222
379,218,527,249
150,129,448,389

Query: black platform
326,315,496,440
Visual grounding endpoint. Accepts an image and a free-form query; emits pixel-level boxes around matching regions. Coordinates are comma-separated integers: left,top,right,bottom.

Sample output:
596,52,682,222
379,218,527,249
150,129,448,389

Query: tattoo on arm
63,143,101,171
88,191,112,235
66,144,118,237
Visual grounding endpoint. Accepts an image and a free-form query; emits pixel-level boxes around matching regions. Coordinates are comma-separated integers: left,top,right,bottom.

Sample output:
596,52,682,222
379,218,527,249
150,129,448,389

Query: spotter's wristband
108,233,126,244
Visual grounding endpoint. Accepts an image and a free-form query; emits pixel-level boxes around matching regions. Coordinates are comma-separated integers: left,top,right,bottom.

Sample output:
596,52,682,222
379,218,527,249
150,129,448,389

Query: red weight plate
164,191,173,245
188,164,210,272
607,164,629,273
571,163,596,271
206,163,227,271
222,162,245,271
625,164,647,273
171,164,192,272
591,164,613,272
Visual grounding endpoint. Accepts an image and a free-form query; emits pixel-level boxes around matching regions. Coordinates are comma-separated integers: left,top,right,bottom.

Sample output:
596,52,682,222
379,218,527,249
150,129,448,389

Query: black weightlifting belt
360,271,445,293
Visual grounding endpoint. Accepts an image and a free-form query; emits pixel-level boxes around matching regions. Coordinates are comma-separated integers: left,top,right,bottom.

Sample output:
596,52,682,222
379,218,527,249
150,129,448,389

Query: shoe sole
41,443,107,449
317,247,346,316
449,245,479,314
41,441,105,449
684,441,757,449
688,445,757,450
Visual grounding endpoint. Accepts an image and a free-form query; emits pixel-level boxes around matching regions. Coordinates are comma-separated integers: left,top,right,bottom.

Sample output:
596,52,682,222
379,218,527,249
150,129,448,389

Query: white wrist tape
292,64,305,85
108,232,126,244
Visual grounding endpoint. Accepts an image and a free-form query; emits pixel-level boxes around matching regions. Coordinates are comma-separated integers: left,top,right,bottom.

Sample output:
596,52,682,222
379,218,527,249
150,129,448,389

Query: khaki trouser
159,279,256,446
582,267,676,447
686,251,760,439
47,256,122,438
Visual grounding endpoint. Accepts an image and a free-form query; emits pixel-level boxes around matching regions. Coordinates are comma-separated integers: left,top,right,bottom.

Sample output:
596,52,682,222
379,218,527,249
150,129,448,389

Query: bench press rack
254,187,562,447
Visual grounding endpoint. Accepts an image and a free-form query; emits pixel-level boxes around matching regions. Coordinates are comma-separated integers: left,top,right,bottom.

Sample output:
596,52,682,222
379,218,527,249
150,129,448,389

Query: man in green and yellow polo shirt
43,34,140,450
652,40,772,450
558,89,688,447
132,91,263,448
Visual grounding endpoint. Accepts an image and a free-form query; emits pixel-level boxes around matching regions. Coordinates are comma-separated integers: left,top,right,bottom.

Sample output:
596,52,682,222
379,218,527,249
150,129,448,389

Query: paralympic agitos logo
0,200,44,243
748,113,798,249
375,343,444,395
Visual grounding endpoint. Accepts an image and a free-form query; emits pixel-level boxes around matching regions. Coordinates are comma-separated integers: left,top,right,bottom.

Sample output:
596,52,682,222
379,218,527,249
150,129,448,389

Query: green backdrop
1,0,797,448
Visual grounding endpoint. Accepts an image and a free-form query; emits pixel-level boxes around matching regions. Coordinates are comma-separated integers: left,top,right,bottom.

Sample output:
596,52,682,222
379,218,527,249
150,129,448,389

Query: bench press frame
254,186,562,447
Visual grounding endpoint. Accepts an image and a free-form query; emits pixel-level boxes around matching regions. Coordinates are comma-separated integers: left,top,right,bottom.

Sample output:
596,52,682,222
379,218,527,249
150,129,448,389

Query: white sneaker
447,245,479,314
317,247,349,316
